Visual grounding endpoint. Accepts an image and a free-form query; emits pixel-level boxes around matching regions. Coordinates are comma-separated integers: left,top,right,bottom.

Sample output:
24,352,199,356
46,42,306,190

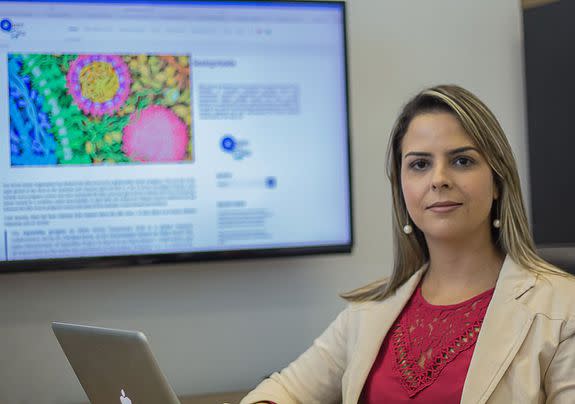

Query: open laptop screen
52,322,181,404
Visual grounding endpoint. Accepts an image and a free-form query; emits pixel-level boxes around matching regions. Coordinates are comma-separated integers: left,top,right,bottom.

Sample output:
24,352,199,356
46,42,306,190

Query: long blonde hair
342,84,567,302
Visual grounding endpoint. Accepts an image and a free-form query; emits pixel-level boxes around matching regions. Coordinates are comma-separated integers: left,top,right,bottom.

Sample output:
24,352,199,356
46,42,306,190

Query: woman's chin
422,226,469,243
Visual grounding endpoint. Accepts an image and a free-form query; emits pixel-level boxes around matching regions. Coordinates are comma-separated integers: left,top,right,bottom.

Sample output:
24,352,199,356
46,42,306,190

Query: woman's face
400,112,498,242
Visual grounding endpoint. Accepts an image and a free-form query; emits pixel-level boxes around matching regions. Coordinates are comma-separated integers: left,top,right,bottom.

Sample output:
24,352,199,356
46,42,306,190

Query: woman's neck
421,236,504,305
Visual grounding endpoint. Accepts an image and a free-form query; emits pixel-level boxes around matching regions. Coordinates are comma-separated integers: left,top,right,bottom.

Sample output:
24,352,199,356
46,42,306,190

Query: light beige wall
0,1,528,403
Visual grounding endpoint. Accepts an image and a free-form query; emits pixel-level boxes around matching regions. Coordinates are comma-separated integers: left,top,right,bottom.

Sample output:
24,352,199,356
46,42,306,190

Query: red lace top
361,285,494,403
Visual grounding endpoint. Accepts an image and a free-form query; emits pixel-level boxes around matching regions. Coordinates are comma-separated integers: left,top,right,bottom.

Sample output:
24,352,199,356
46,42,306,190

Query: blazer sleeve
240,306,351,404
544,315,575,403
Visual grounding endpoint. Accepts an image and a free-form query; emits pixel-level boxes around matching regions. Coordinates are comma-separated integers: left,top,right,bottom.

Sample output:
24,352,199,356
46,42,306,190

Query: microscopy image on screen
8,53,193,166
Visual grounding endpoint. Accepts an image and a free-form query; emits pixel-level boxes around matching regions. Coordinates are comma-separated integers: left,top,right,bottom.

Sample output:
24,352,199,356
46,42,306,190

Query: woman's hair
342,84,566,302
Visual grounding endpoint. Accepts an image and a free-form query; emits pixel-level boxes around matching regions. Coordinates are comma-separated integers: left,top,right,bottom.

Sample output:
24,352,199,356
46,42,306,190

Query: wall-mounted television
0,0,352,272
523,0,575,273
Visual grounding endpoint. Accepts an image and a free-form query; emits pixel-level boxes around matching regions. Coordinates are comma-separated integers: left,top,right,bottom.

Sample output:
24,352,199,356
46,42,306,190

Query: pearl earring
492,197,501,229
403,224,413,234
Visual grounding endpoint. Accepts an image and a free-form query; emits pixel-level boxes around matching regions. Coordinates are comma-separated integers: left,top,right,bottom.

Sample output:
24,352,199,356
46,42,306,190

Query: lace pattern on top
391,286,494,397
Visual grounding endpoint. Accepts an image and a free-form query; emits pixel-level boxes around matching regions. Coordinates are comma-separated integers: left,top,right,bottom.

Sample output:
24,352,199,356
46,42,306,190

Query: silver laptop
52,322,181,404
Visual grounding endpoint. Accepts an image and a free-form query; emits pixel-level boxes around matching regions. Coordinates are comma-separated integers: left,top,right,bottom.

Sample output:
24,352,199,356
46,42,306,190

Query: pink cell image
122,105,190,162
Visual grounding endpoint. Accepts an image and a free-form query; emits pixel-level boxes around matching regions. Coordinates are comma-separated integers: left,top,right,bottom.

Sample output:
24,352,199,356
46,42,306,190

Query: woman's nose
431,163,452,190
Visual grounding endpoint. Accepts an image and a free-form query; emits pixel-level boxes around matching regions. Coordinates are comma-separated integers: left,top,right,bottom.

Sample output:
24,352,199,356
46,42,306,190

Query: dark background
524,1,575,273
524,1,575,246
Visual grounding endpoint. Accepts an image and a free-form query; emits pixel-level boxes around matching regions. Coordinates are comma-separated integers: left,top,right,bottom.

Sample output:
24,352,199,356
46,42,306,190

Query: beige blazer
240,256,575,404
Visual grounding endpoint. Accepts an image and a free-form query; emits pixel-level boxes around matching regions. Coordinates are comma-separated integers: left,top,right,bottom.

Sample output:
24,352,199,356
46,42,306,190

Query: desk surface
180,391,248,404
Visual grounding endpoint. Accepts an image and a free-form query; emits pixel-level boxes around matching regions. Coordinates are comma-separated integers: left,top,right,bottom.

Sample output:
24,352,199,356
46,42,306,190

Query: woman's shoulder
347,299,388,312
344,277,408,313
504,256,575,303
534,266,575,298
525,267,575,328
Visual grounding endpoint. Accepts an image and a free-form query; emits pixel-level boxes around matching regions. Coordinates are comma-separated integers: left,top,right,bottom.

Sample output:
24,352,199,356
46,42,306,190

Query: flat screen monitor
523,1,575,273
0,0,352,272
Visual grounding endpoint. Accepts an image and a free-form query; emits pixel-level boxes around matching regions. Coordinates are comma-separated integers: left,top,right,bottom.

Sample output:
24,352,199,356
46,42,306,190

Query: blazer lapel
460,256,536,404
345,268,426,403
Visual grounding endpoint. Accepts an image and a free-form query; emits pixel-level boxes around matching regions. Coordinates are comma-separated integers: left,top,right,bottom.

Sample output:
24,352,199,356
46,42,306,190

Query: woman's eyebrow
403,146,479,159
447,146,480,155
403,151,431,159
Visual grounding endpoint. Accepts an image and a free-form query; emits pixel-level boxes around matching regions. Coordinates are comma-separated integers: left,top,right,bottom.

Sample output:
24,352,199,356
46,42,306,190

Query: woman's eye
454,156,474,167
409,160,429,170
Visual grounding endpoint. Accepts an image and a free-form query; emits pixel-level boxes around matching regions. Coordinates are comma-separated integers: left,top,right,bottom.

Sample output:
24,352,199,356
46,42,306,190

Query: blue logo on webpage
1,18,25,39
1,19,13,32
220,135,251,160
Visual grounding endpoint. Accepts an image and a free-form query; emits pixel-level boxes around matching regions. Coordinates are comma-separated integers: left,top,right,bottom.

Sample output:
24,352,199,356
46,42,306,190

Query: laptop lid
52,322,180,404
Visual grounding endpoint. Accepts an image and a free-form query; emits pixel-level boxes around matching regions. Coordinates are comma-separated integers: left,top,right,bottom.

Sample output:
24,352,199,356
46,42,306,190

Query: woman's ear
493,180,500,200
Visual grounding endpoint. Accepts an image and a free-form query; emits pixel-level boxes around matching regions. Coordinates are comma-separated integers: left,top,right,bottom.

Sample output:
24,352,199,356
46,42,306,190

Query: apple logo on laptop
120,389,132,404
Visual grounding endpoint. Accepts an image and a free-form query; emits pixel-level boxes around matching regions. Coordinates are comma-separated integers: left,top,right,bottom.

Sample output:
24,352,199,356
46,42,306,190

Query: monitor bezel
0,0,354,274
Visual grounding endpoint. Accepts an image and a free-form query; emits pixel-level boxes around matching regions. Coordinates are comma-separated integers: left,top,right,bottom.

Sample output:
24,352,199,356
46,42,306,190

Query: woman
240,85,575,404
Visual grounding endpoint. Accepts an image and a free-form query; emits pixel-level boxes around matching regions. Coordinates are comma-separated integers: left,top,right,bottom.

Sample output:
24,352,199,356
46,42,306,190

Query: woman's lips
427,202,462,213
